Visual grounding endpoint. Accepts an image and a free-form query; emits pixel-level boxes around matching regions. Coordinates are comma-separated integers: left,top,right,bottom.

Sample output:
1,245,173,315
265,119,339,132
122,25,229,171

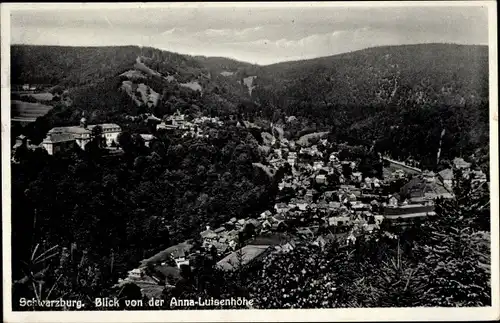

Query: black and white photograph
1,2,498,322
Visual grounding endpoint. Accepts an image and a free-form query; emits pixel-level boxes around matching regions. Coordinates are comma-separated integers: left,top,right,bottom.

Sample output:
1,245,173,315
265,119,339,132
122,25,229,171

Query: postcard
1,2,498,322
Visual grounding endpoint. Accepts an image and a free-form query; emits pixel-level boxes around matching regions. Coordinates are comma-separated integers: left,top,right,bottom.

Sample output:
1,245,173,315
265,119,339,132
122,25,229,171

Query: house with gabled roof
295,200,309,211
41,133,76,155
328,216,351,227
278,240,296,253
469,170,487,185
216,245,271,271
305,189,315,202
351,172,363,183
200,226,218,248
423,170,436,183
315,174,327,185
352,203,370,212
214,227,226,235
317,201,329,211
296,227,315,239
260,210,272,219
324,191,336,200
438,168,453,188
140,241,193,268
236,218,246,228
245,218,262,230
329,152,339,163
262,219,272,231
453,157,471,170
274,203,290,214
313,233,336,250
269,215,287,232
313,161,324,170
328,202,341,211
139,134,156,147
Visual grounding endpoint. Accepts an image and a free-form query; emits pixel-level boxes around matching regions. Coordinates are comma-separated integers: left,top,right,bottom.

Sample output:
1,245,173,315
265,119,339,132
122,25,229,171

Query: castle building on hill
41,117,122,155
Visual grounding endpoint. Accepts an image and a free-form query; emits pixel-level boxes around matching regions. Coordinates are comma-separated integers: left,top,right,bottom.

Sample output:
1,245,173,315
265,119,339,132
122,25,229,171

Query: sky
9,3,489,65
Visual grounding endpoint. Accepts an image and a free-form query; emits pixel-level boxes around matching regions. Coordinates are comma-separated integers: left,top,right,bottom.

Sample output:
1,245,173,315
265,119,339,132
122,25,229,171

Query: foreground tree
412,169,491,306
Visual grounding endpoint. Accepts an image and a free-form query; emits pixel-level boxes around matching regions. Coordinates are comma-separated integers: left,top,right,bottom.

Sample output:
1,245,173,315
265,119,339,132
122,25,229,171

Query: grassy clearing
11,100,53,120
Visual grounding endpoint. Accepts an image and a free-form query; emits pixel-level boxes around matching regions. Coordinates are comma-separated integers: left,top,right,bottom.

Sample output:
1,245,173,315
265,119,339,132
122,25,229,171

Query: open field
12,91,54,101
23,92,54,101
11,100,53,122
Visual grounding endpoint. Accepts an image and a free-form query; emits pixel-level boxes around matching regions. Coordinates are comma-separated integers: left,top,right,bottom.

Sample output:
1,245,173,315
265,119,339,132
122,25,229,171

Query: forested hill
11,43,490,169
11,44,258,136
256,43,488,105
252,43,489,169
11,43,488,108
12,45,141,86
11,45,254,86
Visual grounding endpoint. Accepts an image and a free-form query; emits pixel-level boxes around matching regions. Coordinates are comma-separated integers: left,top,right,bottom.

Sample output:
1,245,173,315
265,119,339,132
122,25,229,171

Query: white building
313,161,324,170
41,134,76,155
128,268,143,279
315,174,327,185
329,153,339,163
88,123,122,146
48,118,92,149
174,257,190,269
47,118,121,149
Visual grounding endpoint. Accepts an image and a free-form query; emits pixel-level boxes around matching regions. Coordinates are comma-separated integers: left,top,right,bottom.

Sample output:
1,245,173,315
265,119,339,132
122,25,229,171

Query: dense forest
11,123,278,309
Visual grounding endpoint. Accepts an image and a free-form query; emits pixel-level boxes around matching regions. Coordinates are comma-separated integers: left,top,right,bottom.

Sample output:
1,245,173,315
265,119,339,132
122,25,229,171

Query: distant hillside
251,43,489,168
11,45,140,86
255,43,488,107
11,43,490,169
11,44,255,124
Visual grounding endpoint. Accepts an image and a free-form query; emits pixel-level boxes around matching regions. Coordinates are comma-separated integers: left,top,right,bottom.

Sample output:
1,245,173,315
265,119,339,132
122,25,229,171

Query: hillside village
9,42,492,310
11,105,489,303
108,110,489,300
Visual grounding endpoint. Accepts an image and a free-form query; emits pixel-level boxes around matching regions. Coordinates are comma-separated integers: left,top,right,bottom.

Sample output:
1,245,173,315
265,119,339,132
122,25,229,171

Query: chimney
206,225,211,231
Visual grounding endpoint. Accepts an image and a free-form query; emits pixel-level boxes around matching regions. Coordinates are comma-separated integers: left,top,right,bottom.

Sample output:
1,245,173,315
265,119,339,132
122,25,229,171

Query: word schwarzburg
19,298,84,309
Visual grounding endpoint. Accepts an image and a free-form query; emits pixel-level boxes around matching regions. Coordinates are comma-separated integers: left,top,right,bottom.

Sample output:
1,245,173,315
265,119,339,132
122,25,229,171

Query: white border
1,2,498,322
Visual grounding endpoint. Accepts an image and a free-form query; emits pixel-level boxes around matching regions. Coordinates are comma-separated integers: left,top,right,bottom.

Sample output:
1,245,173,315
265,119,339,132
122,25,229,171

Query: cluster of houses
11,135,40,158
223,135,488,259
12,109,226,159
21,83,37,91
156,110,224,138
114,121,489,300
